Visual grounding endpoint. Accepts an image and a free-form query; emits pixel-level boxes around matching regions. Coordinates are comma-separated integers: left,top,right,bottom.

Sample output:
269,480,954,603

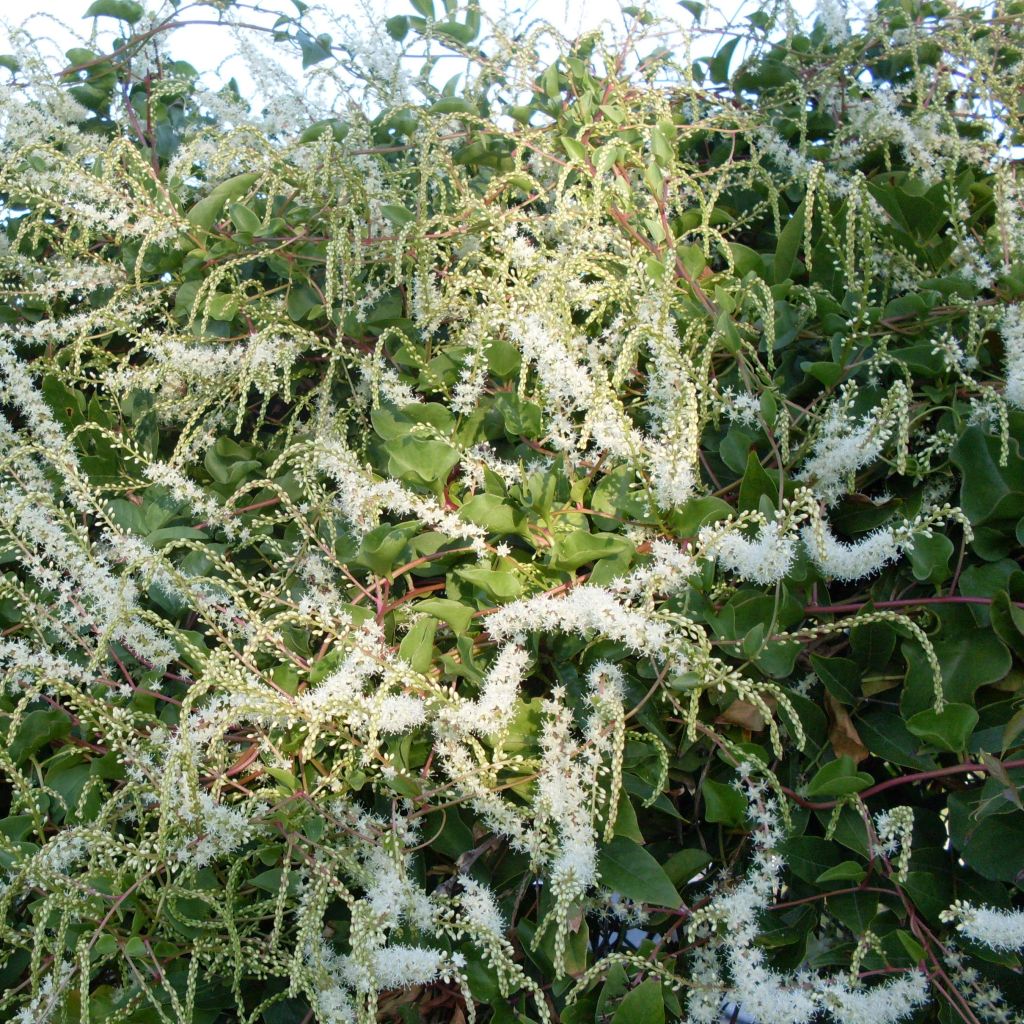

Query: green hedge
0,0,1023,1021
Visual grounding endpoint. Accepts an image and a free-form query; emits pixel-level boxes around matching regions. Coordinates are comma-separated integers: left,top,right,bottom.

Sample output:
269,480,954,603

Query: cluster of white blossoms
313,431,489,554
797,385,908,506
0,335,84,491
300,837,469,1023
700,516,798,587
13,256,125,300
487,584,676,660
10,960,74,1024
815,0,852,45
800,521,906,582
310,936,466,1024
296,620,429,757
108,330,310,427
509,311,644,468
0,488,176,672
843,86,948,185
0,636,92,696
1002,304,1024,409
699,483,969,586
940,901,1024,953
684,767,931,1024
143,459,237,537
942,946,1015,1024
436,640,529,738
171,790,263,869
609,538,698,603
0,65,88,148
0,1,1021,1020
717,386,764,429
872,806,914,883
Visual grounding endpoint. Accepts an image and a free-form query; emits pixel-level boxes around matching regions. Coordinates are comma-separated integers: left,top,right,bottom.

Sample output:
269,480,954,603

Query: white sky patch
5,0,818,99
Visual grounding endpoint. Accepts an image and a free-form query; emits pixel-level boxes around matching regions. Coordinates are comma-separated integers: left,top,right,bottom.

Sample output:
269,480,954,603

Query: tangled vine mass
1,0,1023,1020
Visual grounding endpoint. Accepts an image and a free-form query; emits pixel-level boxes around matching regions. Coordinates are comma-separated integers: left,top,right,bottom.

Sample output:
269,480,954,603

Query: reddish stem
782,757,1024,811
805,595,1024,614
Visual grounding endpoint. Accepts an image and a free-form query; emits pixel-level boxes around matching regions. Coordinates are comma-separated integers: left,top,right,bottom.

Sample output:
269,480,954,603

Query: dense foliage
1,0,1023,1021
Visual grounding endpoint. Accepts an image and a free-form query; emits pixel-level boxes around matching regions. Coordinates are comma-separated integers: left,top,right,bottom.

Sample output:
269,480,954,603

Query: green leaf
287,284,320,322
810,655,860,704
597,837,680,907
851,617,896,670
907,532,954,584
187,172,260,230
1002,705,1024,751
428,97,477,115
671,496,733,535
701,778,748,827
84,0,144,23
355,522,420,576
553,531,633,571
458,493,524,535
299,118,347,143
434,19,479,45
385,15,409,40
381,204,415,227
228,202,262,234
855,710,936,770
596,964,629,1021
662,848,712,888
385,434,459,487
297,29,333,69
416,598,474,634
906,703,979,752
804,756,874,798
901,633,1011,716
9,710,72,763
802,361,845,387
455,566,522,602
708,37,738,84
948,790,1024,882
0,55,21,73
883,293,928,320
612,978,665,1024
950,426,1024,526
398,617,436,672
828,890,878,933
815,860,866,884
738,450,775,512
991,591,1024,658
775,199,805,282
207,292,239,321
611,788,644,842
896,930,925,963
146,526,210,548
561,135,587,163
781,836,848,883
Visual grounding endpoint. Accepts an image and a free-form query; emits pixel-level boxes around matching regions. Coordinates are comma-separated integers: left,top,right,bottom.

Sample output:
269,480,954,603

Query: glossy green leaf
804,756,874,798
906,703,979,752
597,837,680,907
415,597,475,634
8,710,72,764
228,202,262,234
701,778,748,826
186,172,260,229
774,198,805,282
84,0,143,22
815,860,866,884
612,978,665,1024
458,493,525,535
